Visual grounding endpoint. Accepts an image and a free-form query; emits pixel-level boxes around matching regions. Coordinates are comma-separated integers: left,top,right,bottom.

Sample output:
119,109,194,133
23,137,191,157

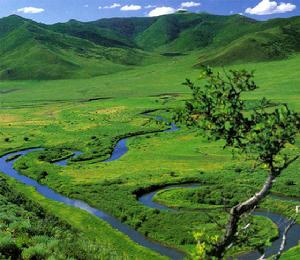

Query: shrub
22,244,50,260
0,235,21,259
285,180,296,186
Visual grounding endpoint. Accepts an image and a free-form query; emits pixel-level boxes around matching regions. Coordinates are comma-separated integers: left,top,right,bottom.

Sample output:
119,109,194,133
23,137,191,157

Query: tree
177,67,300,259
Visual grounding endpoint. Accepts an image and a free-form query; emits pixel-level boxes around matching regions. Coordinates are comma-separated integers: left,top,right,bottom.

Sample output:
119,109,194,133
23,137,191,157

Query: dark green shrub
22,244,50,260
285,180,296,186
0,235,21,259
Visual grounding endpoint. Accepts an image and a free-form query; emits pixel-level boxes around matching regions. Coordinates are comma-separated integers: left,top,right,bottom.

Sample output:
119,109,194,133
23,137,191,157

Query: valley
0,11,300,260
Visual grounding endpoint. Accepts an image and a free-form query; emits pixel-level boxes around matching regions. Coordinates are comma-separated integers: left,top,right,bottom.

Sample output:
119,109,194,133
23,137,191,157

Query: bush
0,235,21,259
285,180,296,186
22,244,50,260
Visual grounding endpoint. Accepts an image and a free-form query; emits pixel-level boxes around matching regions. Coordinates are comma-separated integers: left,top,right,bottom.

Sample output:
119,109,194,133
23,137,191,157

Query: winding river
139,185,300,259
0,116,299,259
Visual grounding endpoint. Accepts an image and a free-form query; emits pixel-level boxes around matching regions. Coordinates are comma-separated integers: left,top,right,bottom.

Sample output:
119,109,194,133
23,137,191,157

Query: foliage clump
0,175,114,259
177,67,300,258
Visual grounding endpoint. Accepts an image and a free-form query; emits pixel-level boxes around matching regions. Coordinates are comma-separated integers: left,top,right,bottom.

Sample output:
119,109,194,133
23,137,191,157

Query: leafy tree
177,67,300,258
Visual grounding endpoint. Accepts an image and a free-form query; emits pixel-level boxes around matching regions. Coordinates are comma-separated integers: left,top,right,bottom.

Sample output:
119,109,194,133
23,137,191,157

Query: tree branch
278,155,300,173
273,218,296,260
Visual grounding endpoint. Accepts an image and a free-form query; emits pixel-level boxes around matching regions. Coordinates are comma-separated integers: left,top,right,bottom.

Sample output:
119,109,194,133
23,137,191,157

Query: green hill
0,13,300,80
135,13,256,51
0,15,28,39
197,16,300,65
0,16,149,80
89,17,157,41
47,19,136,48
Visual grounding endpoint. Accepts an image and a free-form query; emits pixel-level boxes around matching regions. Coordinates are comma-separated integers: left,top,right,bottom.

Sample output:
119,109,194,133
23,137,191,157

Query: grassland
1,51,300,258
1,52,300,108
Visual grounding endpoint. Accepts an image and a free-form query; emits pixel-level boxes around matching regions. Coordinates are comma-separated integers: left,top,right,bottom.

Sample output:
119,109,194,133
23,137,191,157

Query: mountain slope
83,12,300,63
126,13,260,52
0,13,300,80
0,15,28,39
0,17,149,80
197,16,300,65
48,19,136,48
89,17,157,41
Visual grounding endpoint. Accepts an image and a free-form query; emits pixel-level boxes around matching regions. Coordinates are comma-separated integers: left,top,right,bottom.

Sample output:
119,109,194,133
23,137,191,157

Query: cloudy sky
0,0,299,24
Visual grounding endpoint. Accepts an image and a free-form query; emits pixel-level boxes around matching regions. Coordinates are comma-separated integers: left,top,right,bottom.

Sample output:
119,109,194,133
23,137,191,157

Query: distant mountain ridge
0,12,299,80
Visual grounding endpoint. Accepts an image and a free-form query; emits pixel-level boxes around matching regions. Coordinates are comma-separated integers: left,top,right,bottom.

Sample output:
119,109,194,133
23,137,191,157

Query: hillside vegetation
0,16,149,80
0,175,110,259
0,13,300,80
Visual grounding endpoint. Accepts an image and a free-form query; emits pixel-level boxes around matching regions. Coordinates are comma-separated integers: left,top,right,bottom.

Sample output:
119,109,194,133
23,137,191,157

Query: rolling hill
0,12,300,80
197,15,300,65
0,15,149,80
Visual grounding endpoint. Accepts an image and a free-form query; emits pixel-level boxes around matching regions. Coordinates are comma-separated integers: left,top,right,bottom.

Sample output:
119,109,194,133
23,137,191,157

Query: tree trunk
209,172,277,259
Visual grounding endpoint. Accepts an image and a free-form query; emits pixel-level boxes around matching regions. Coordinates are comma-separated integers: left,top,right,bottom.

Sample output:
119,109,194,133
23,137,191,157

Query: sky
0,0,299,24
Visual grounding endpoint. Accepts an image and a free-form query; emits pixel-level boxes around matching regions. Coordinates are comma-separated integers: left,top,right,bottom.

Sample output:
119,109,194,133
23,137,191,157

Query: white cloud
108,3,121,8
245,0,296,15
121,5,142,11
17,7,45,14
144,5,157,9
148,7,176,17
181,2,201,8
100,3,121,9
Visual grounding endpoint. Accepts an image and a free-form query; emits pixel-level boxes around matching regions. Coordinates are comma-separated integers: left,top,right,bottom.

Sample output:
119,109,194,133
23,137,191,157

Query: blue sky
0,0,299,24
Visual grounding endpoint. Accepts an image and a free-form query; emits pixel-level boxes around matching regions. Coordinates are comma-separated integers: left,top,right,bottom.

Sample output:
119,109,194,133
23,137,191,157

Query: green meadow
1,11,300,260
1,50,300,259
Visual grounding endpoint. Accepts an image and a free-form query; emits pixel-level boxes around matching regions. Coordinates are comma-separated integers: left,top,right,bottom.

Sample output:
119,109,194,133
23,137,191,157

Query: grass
0,52,300,258
1,53,300,108
282,244,300,259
